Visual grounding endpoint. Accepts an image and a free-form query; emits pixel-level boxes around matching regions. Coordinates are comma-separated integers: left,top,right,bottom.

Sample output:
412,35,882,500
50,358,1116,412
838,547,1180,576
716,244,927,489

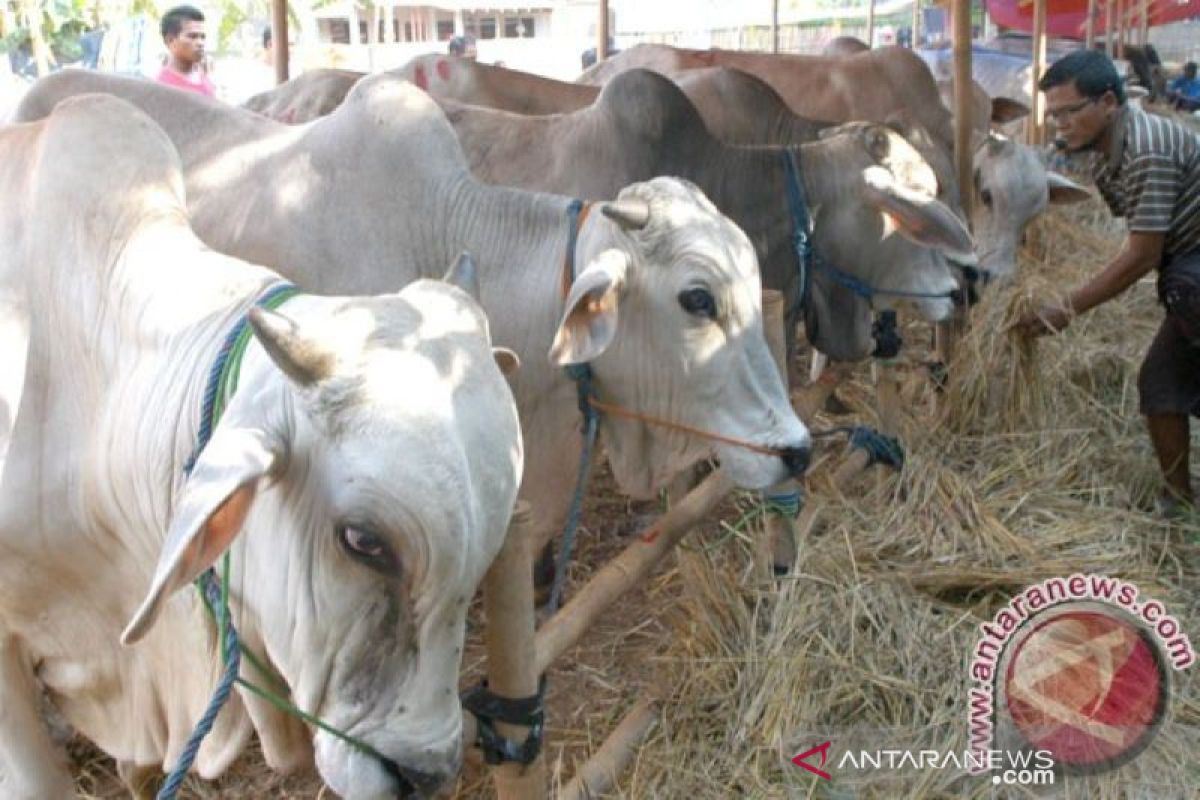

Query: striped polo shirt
1091,105,1200,260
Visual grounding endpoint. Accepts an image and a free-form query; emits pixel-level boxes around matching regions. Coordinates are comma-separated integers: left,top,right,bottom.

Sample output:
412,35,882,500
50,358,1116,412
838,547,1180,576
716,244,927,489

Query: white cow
970,134,1090,281
16,72,812,562
0,95,523,799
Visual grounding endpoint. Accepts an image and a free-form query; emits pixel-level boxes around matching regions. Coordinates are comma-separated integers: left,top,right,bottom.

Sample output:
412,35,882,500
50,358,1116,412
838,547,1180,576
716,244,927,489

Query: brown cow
436,69,975,362
578,43,957,155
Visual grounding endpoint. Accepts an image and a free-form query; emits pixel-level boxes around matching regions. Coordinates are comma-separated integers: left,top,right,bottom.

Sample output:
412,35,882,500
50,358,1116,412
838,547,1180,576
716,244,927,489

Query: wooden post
558,701,658,800
1085,0,1097,50
912,0,921,48
481,503,546,800
534,471,733,675
597,0,609,62
1106,0,1115,56
1138,0,1149,47
1029,0,1047,146
1115,0,1125,59
772,0,780,53
866,0,876,48
761,290,799,574
270,0,288,84
952,0,972,219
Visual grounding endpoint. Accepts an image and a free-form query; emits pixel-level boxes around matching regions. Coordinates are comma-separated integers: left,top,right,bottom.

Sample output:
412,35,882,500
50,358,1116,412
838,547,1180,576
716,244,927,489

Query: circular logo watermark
998,604,1169,774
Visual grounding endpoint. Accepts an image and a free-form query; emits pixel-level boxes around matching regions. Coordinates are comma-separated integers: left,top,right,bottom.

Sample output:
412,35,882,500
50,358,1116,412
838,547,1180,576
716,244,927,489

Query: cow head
793,123,974,361
550,177,811,498
122,258,523,798
972,135,1090,281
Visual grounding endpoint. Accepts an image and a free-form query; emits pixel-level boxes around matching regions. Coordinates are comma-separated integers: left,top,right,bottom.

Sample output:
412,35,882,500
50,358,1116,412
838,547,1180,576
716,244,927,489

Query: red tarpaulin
987,0,1200,38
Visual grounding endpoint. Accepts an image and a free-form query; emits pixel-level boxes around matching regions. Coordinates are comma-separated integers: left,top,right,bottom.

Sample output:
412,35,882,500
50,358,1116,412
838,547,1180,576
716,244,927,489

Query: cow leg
0,635,74,800
117,761,160,800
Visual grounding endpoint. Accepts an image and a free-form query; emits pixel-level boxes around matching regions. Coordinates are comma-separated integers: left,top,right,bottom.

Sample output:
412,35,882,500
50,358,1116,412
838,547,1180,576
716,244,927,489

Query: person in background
1017,50,1200,518
447,35,477,60
157,5,215,98
1167,61,1200,112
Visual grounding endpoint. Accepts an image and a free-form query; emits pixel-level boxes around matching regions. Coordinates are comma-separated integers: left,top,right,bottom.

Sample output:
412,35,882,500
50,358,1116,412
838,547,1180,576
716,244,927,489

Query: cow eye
338,526,397,571
678,287,717,319
980,188,993,208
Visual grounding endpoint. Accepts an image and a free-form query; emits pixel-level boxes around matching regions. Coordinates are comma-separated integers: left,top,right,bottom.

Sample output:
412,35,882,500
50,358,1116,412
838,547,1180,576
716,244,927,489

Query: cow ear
122,425,282,645
549,249,629,366
990,97,1030,123
493,346,520,375
862,166,975,261
1046,172,1090,204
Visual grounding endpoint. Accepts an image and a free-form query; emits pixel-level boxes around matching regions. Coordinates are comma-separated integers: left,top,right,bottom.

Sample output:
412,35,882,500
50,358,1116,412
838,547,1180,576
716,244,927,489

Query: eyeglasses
1045,97,1097,124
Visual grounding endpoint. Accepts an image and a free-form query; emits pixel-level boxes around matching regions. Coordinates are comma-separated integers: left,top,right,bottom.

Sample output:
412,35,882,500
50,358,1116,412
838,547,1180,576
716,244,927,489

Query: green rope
188,284,383,762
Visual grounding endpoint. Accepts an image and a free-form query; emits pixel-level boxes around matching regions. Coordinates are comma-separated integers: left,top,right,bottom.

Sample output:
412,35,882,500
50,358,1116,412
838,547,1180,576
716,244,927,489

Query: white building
308,1,609,78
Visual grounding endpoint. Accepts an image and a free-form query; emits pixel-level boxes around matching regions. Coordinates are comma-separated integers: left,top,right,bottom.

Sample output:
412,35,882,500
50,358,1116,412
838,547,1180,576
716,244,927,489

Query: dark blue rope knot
871,310,903,359
157,570,241,800
848,426,905,470
765,490,803,518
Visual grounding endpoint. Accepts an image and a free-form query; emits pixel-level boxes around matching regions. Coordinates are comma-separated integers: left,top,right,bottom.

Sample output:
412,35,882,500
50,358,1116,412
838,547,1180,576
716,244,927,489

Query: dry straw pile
612,198,1200,798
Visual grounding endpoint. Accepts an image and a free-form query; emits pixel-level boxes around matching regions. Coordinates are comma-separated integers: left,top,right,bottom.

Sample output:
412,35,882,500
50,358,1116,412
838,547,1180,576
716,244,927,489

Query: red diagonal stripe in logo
791,741,832,780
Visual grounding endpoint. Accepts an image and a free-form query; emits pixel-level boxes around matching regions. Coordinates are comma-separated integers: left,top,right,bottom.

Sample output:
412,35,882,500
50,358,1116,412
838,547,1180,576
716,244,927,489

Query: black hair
161,5,204,41
1185,61,1198,75
448,35,475,55
1039,49,1125,104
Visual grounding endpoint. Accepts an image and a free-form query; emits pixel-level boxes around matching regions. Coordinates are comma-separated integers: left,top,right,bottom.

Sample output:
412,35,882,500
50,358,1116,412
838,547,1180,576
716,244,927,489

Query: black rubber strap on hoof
462,678,546,766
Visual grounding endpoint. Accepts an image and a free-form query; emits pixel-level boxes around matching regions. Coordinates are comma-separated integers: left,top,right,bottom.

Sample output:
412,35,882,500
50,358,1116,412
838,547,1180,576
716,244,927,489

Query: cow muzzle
382,759,449,799
780,445,811,479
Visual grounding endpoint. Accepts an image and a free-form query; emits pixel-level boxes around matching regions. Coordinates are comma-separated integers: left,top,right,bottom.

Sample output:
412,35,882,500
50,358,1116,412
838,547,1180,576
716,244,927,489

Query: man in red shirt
157,5,215,98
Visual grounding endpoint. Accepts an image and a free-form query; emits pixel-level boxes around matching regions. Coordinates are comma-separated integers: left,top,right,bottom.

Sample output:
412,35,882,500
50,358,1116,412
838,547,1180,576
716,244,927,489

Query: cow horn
249,308,335,387
443,252,481,302
601,200,651,231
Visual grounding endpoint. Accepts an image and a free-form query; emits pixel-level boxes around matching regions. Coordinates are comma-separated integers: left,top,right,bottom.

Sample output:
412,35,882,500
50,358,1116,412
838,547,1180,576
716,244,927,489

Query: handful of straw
941,283,1051,434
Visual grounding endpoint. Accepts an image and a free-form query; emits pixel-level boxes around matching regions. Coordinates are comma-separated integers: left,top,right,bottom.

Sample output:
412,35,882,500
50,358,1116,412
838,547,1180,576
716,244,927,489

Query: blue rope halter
549,198,601,614
781,149,960,304
161,281,296,799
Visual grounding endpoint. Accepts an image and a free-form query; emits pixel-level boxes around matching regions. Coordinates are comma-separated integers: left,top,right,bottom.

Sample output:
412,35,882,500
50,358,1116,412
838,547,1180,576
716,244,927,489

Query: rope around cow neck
160,283,395,799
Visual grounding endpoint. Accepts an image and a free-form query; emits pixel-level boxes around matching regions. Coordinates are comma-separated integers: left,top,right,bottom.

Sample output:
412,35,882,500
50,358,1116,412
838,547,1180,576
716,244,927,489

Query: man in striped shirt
1019,50,1200,515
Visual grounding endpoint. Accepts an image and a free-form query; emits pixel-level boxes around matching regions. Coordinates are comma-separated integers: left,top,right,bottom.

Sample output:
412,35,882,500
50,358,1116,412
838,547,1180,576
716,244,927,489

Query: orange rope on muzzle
585,396,787,458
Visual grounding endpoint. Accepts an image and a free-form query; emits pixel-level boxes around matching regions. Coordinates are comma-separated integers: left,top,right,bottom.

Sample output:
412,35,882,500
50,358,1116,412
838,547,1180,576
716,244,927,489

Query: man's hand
1015,304,1072,337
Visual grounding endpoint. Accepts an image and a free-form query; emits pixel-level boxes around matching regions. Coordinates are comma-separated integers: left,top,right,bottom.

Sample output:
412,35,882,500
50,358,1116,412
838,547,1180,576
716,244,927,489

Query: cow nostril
379,756,448,798
780,446,811,478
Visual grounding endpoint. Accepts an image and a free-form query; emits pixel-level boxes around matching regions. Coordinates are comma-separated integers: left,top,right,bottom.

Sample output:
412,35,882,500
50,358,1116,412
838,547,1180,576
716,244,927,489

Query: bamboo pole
271,0,289,84
866,0,877,48
1106,0,1115,57
952,0,972,219
912,0,921,48
772,0,780,53
1085,0,1097,50
558,700,658,800
534,471,733,675
761,290,799,574
1030,0,1047,145
1115,0,1125,59
481,502,546,800
597,0,609,62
